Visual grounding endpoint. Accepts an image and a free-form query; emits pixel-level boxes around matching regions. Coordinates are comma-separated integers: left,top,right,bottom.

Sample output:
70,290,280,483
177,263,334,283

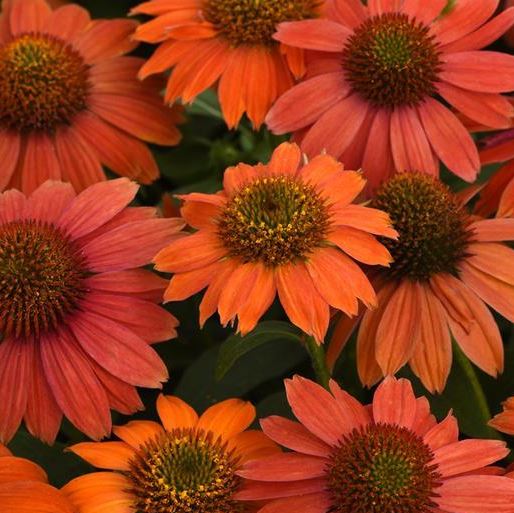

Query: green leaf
175,334,306,411
215,321,303,380
8,430,92,487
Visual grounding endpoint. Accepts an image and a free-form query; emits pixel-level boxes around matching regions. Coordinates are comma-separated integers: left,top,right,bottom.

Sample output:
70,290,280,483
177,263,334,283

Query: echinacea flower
0,0,183,193
490,397,514,435
329,171,514,393
131,0,324,129
0,444,74,513
0,179,183,444
64,395,279,513
153,142,397,342
266,0,514,190
236,375,514,513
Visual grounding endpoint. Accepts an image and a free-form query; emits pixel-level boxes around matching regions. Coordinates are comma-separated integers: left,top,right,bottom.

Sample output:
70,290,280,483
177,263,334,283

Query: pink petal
302,94,371,159
440,52,514,93
23,181,75,223
328,0,368,29
9,0,51,35
238,453,327,481
436,475,514,513
432,0,499,45
54,125,105,192
390,107,437,175
260,416,331,457
235,478,326,501
91,361,144,416
44,4,90,40
86,269,168,302
72,20,138,64
471,218,514,242
362,109,395,192
40,329,111,440
433,439,508,477
442,7,514,52
21,133,61,194
274,19,351,52
0,338,31,443
256,493,332,513
372,376,417,429
82,219,182,272
285,375,368,446
25,345,62,445
423,412,459,451
437,82,512,129
80,293,177,343
460,259,514,322
0,189,26,223
0,130,21,191
368,0,402,15
69,311,168,388
402,0,446,24
417,97,479,182
266,72,349,133
57,178,138,239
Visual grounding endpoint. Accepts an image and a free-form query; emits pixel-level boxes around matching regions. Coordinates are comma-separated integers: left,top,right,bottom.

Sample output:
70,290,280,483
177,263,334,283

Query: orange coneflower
64,395,279,513
266,0,514,190
131,0,325,129
0,179,183,444
153,142,397,342
0,0,183,193
329,171,514,393
0,444,74,513
236,376,514,513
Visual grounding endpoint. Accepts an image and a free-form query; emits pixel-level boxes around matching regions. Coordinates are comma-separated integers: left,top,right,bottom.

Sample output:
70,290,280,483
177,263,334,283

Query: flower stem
454,342,498,437
305,335,331,389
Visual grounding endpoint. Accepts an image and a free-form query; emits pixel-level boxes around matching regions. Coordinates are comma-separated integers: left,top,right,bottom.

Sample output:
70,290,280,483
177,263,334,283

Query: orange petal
62,472,134,513
276,262,330,343
197,399,255,440
156,395,199,431
409,285,452,393
268,142,302,176
228,430,280,464
375,280,421,375
306,247,359,316
0,456,47,484
328,226,393,266
333,204,398,238
68,442,135,471
237,264,277,336
0,481,74,513
113,421,164,450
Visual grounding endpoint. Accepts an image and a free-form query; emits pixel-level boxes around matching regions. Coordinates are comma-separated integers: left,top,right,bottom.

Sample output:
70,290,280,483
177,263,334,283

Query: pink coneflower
0,0,183,193
0,179,183,444
267,0,514,190
237,375,514,513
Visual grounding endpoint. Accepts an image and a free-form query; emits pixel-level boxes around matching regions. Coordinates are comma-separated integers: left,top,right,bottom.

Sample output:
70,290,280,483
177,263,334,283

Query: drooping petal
417,97,479,182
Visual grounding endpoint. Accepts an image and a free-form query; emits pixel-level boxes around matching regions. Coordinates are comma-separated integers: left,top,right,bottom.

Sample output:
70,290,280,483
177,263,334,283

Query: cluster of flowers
3,0,514,512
